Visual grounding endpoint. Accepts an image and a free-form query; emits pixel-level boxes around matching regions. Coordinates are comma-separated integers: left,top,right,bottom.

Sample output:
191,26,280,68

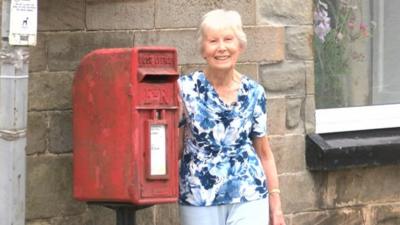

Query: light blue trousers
180,198,269,225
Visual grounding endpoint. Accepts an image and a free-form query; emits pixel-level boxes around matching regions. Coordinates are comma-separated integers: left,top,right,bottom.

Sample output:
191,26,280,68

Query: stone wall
25,0,400,225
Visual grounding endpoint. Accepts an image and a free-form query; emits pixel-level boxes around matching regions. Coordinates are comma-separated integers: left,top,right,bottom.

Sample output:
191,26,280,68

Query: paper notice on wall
150,124,167,176
9,0,37,46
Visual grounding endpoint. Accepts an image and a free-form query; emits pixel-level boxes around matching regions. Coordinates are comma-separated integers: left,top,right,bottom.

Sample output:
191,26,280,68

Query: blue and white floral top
178,71,268,206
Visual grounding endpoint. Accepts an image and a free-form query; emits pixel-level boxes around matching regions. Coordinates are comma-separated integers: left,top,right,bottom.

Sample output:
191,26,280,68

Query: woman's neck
204,67,242,105
204,67,240,87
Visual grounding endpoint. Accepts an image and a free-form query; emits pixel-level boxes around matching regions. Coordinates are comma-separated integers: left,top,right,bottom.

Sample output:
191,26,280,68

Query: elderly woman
178,9,285,225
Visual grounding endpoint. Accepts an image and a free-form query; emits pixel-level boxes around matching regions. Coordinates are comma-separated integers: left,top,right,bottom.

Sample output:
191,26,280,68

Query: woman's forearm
253,136,284,212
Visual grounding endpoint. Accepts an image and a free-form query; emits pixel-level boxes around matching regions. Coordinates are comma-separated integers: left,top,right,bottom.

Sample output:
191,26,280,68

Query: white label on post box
9,0,38,46
150,124,167,176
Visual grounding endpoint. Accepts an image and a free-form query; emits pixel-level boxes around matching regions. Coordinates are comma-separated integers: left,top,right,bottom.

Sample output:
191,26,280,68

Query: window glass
314,0,400,109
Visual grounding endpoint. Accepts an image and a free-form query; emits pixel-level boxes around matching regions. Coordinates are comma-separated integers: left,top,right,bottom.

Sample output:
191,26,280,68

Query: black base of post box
88,202,151,225
116,207,136,225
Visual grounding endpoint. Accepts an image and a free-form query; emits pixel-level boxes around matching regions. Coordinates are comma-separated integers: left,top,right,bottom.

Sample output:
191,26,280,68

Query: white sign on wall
9,0,37,46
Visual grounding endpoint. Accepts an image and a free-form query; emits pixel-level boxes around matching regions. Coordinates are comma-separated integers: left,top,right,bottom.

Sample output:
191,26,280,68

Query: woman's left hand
269,194,286,225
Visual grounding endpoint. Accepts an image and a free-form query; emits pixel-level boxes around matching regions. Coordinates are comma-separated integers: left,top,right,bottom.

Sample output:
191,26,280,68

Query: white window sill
316,104,400,134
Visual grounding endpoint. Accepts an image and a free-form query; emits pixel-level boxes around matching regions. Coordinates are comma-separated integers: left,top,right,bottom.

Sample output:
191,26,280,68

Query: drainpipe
0,0,29,224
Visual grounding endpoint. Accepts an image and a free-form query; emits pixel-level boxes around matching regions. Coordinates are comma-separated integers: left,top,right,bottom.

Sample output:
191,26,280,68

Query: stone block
291,208,365,225
304,95,315,134
284,215,291,225
50,214,90,225
325,165,400,208
286,26,313,60
370,204,400,225
266,97,286,135
155,0,256,28
26,155,86,219
286,96,304,133
135,30,201,65
305,60,314,95
236,63,259,81
27,220,51,225
27,112,48,155
28,72,73,111
47,31,133,71
260,61,306,98
38,0,85,31
268,135,306,174
155,204,179,225
279,172,326,213
87,0,154,30
48,111,72,154
29,33,47,72
136,206,155,225
267,96,305,135
241,26,285,63
87,205,116,225
257,0,313,25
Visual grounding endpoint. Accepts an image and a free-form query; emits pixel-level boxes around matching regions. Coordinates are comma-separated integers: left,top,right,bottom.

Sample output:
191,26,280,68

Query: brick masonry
155,0,257,28
25,0,400,224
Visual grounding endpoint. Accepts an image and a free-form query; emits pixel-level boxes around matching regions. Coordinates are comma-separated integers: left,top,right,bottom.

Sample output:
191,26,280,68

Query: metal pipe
0,0,29,224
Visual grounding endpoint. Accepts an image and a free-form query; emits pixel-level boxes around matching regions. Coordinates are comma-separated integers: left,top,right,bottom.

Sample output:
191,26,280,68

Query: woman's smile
215,55,230,60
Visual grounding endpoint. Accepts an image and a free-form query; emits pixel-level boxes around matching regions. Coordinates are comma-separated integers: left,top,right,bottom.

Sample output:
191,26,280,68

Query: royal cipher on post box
73,47,179,205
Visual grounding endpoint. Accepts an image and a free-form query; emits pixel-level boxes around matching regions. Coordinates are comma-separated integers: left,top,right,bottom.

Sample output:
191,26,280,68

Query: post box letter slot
138,68,178,83
142,74,174,83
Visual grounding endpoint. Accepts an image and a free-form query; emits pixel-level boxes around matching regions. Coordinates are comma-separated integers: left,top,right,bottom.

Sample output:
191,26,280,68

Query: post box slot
142,74,176,83
138,68,178,83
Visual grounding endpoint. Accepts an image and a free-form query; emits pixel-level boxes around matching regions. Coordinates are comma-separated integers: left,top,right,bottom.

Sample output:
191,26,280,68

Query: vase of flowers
313,0,372,108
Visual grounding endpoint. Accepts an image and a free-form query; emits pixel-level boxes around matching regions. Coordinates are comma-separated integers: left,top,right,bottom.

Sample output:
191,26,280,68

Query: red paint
73,47,179,205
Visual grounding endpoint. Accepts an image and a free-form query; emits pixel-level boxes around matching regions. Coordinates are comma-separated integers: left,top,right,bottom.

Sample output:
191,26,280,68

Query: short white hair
198,9,247,52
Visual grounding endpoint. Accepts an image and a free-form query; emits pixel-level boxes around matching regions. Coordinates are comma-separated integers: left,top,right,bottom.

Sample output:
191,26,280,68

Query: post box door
129,47,180,204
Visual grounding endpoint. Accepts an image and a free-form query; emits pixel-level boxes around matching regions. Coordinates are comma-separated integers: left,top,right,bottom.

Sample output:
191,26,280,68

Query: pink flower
348,21,355,30
359,22,369,37
314,8,331,42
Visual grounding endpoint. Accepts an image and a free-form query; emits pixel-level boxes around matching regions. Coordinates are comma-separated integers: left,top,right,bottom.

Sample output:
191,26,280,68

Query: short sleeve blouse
178,71,268,206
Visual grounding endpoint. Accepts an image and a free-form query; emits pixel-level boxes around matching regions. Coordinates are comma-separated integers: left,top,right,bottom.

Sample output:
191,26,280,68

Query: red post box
73,47,179,205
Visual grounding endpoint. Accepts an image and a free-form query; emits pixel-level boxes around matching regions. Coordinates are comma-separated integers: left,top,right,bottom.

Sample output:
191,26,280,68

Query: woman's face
201,27,242,72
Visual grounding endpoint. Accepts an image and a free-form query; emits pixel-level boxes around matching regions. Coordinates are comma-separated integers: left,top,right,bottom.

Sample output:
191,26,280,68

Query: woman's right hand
269,193,286,225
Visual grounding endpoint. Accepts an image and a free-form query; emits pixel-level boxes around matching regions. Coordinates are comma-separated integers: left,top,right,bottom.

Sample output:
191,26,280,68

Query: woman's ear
239,43,246,53
201,48,207,60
